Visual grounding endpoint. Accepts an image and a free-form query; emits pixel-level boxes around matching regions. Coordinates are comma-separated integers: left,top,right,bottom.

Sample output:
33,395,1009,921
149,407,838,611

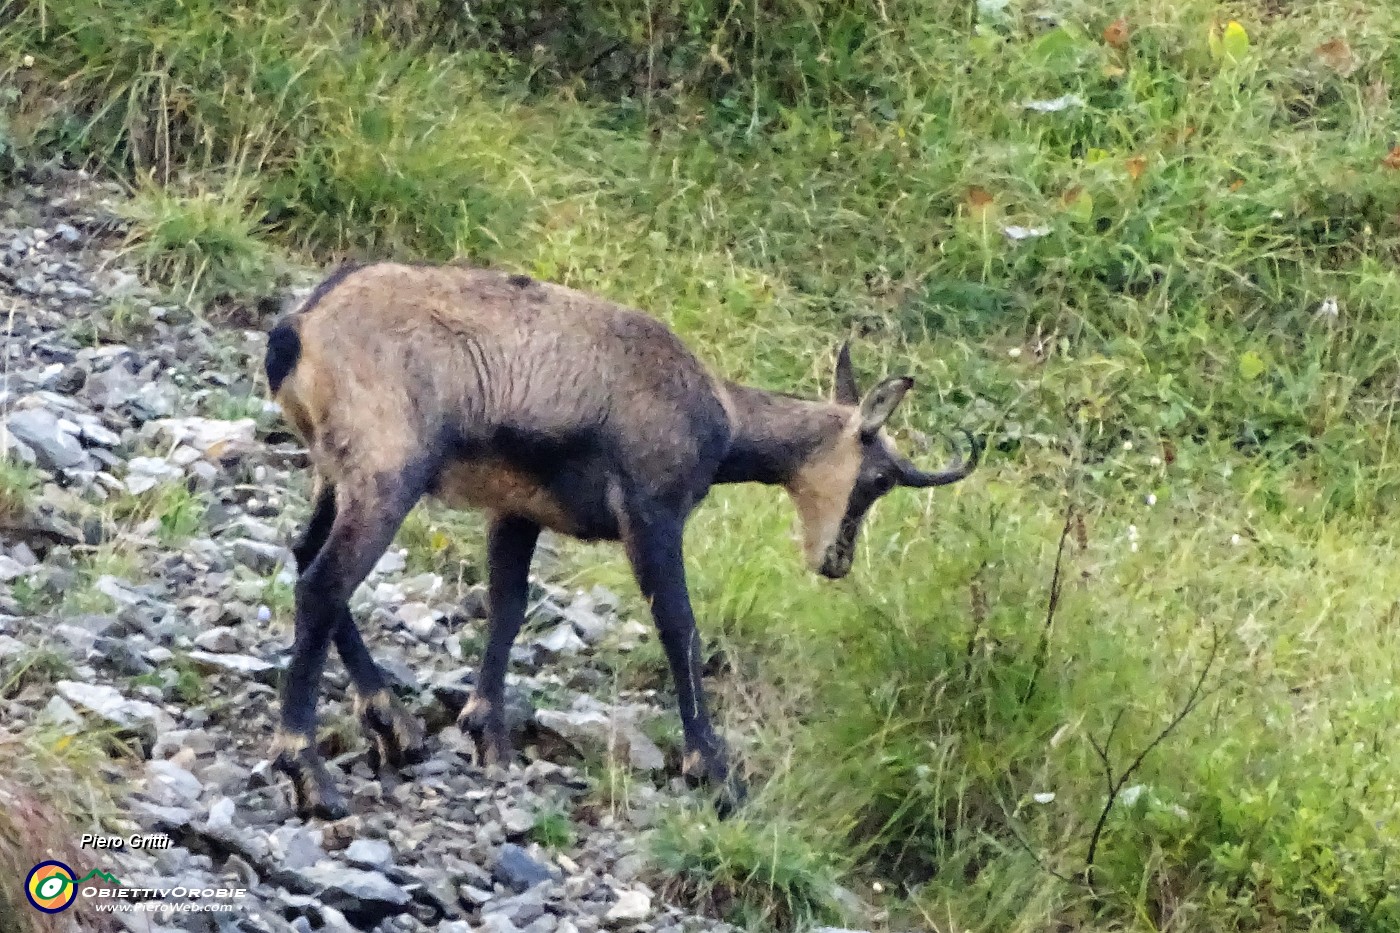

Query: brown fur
271,262,891,554
274,264,741,534
265,261,977,818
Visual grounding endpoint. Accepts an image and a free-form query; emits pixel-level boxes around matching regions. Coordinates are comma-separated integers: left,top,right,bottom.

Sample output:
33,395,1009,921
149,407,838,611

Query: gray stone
480,914,523,933
94,575,146,606
206,796,236,831
56,680,175,738
231,538,289,575
192,627,239,652
271,826,327,870
0,555,28,582
535,623,587,656
80,421,122,447
124,456,183,494
144,760,204,807
397,602,442,640
185,650,276,681
345,838,394,871
535,707,665,772
6,407,87,469
607,889,652,922
41,694,84,727
296,861,412,927
493,843,561,893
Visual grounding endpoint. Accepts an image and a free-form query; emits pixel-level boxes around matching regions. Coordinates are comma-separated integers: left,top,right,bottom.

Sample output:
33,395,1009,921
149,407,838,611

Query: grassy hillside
6,0,1400,929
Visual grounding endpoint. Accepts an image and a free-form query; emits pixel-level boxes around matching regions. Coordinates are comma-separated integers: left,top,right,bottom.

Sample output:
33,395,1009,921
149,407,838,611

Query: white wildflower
1119,784,1146,807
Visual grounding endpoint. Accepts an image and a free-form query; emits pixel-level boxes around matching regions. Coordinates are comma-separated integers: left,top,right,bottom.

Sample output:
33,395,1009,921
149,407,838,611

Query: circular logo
25,861,77,913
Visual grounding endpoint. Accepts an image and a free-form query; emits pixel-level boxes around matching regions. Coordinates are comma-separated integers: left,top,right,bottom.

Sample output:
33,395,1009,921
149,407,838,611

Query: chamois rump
263,261,981,819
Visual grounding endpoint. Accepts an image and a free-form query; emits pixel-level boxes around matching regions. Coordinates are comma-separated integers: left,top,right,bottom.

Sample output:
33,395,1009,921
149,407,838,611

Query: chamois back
268,262,734,527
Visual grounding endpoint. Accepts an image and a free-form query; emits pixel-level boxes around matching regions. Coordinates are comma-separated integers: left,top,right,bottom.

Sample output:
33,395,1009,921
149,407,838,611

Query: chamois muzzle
895,429,983,488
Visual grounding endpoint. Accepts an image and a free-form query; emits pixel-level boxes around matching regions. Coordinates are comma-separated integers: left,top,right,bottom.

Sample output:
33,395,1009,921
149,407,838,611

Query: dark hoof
458,695,513,767
682,747,748,818
272,741,350,821
714,774,749,820
357,689,428,771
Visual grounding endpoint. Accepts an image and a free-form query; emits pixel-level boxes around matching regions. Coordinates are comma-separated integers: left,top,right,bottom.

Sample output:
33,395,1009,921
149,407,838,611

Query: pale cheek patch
786,429,861,569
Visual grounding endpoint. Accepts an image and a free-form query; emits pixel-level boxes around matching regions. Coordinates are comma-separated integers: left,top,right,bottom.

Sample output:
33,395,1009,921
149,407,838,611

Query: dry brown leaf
1315,37,1355,76
1103,17,1132,50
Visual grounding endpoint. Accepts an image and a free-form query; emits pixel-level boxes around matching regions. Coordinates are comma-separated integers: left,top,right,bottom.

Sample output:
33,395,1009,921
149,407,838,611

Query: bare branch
1023,500,1076,705
1082,620,1224,888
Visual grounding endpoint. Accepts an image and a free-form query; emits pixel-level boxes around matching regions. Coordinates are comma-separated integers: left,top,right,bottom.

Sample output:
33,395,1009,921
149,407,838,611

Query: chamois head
788,343,981,579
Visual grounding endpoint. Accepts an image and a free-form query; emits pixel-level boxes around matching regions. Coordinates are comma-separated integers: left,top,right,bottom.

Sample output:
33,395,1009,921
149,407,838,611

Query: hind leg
274,473,426,819
290,484,427,776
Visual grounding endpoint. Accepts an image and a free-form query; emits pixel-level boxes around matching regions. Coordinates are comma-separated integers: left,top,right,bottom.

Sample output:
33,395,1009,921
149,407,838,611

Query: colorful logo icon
24,863,122,913
25,861,77,913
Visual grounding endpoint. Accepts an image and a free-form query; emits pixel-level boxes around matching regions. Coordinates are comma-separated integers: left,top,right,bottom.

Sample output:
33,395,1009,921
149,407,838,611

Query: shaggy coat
265,261,979,819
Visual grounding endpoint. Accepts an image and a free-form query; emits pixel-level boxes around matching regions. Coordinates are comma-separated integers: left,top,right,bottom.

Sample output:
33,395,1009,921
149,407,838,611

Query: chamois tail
265,321,302,396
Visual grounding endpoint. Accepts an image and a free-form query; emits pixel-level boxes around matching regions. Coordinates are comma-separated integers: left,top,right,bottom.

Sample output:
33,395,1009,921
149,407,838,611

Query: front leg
459,514,540,767
624,512,747,816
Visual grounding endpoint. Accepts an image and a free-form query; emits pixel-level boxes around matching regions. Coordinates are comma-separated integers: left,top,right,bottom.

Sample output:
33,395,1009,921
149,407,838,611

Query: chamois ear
834,341,860,405
859,376,914,437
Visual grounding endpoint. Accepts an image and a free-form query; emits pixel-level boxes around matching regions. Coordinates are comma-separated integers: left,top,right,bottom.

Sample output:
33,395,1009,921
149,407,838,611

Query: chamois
263,261,981,819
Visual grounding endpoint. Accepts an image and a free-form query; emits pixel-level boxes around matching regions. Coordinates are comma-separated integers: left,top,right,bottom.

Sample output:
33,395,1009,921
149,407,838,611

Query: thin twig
998,798,1080,887
1083,620,1223,887
1023,500,1075,704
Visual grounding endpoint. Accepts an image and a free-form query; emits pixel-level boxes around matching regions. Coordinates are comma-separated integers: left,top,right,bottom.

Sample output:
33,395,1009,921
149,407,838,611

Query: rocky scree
0,169,771,933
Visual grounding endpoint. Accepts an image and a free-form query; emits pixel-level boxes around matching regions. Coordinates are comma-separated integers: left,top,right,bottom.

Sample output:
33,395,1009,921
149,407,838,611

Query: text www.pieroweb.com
83,887,247,915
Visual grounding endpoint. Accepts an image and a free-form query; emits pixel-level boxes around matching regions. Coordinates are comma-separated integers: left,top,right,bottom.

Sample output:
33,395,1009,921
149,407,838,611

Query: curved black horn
896,429,982,488
834,341,860,405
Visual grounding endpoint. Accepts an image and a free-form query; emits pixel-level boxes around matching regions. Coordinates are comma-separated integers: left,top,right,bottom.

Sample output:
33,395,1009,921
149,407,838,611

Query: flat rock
124,456,184,494
345,838,394,871
192,627,239,652
185,650,276,681
145,759,204,807
6,406,88,470
149,416,257,458
606,888,653,922
493,843,561,893
296,861,411,927
56,680,175,737
535,707,665,772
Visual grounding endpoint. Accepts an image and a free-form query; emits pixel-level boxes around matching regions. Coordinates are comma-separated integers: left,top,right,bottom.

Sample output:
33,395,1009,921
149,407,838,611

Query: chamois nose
818,548,852,579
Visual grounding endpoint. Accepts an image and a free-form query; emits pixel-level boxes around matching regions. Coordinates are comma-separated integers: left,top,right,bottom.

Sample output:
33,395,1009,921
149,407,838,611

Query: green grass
118,180,278,303
652,812,841,930
6,0,1400,928
109,482,208,548
529,805,577,851
0,458,39,526
0,646,74,700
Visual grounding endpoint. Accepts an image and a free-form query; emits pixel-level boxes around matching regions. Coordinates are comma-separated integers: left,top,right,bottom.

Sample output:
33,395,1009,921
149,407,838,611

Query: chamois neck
713,381,849,486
